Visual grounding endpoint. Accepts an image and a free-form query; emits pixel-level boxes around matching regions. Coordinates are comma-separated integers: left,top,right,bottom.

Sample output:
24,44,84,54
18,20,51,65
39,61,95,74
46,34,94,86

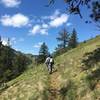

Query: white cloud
41,10,69,28
1,0,21,7
49,14,69,27
50,9,61,20
33,42,43,48
42,9,60,20
0,13,29,28
30,24,48,35
30,25,41,35
29,9,69,36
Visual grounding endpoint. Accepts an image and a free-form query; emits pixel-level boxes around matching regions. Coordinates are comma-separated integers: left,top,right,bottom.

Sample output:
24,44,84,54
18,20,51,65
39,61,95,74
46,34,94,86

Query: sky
0,0,100,55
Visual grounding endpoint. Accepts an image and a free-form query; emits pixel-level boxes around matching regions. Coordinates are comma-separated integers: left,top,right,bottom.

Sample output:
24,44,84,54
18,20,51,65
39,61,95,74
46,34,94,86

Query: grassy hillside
54,36,100,100
0,65,50,100
0,36,100,100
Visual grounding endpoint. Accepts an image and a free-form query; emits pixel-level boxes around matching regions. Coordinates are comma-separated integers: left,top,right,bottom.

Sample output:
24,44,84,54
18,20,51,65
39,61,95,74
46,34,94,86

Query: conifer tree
68,28,78,48
56,28,69,49
38,42,49,63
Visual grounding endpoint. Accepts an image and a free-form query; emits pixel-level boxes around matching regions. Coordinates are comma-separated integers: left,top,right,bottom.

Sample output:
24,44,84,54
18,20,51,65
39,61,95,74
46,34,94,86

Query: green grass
55,36,100,100
0,65,49,100
0,36,100,100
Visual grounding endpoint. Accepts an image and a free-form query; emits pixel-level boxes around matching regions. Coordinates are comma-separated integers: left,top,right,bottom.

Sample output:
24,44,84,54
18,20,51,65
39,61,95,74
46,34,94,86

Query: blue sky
0,0,100,55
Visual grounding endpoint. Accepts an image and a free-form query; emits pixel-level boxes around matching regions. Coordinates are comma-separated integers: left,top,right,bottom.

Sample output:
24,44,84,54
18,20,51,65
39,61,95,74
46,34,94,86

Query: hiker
45,55,50,70
45,55,54,74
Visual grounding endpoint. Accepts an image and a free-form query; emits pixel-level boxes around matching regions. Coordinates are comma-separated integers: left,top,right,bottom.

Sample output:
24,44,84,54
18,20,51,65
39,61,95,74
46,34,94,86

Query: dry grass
0,36,100,100
0,66,49,100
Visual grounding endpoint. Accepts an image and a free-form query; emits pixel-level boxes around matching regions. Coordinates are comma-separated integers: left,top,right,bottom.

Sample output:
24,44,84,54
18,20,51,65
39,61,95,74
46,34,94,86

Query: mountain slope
54,35,100,100
0,35,100,100
0,65,49,100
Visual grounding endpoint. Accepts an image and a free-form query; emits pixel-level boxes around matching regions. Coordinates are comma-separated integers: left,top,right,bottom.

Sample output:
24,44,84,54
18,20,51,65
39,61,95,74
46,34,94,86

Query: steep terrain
0,65,49,100
54,35,100,100
0,35,100,100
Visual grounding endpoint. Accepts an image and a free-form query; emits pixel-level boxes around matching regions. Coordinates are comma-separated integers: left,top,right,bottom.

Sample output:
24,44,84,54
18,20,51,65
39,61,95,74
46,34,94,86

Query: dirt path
48,70,61,100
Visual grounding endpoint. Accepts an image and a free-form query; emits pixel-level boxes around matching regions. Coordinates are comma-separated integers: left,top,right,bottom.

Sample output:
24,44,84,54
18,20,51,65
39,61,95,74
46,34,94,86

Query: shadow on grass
82,48,100,70
59,87,68,100
86,68,100,90
48,88,60,97
59,80,77,100
48,80,77,100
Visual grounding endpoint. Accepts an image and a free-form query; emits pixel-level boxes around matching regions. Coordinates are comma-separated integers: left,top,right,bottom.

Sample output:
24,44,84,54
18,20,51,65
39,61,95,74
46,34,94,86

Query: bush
0,45,31,83
82,48,100,70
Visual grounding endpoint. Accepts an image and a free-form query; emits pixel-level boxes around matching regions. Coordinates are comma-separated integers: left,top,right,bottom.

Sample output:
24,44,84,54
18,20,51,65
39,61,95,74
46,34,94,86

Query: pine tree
68,28,78,48
37,42,49,63
56,28,69,49
0,37,31,82
4,38,14,79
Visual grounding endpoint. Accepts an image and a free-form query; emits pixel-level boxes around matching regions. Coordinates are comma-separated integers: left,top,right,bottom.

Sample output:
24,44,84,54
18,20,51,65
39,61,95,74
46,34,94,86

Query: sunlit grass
0,36,100,100
55,36,100,100
0,65,49,100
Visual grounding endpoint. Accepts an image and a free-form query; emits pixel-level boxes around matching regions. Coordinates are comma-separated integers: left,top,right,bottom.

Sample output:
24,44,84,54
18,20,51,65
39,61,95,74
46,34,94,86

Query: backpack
50,58,54,65
45,57,50,65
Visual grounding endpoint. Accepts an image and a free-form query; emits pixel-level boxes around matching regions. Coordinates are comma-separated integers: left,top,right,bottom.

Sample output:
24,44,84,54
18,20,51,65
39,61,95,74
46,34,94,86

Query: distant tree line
36,28,78,64
0,36,31,83
54,28,78,57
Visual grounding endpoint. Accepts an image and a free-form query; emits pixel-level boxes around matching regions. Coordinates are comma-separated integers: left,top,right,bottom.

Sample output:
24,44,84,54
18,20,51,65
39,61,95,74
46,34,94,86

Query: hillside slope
0,36,100,100
54,35,100,100
0,65,49,100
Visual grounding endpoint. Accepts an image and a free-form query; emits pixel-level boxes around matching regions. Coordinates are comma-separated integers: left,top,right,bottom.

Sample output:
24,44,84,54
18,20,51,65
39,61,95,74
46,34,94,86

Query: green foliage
82,47,100,70
56,28,69,49
53,47,69,57
36,42,49,64
0,35,100,100
55,28,78,57
0,42,31,83
68,28,78,49
90,1,100,22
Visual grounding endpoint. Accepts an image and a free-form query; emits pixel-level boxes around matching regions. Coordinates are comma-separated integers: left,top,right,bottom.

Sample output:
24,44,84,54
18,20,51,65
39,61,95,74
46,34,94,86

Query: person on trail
45,55,54,74
49,56,54,74
45,55,50,69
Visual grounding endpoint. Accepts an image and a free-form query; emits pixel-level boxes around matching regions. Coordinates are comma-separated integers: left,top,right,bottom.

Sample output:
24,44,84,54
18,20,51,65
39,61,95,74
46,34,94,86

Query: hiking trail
48,69,61,100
